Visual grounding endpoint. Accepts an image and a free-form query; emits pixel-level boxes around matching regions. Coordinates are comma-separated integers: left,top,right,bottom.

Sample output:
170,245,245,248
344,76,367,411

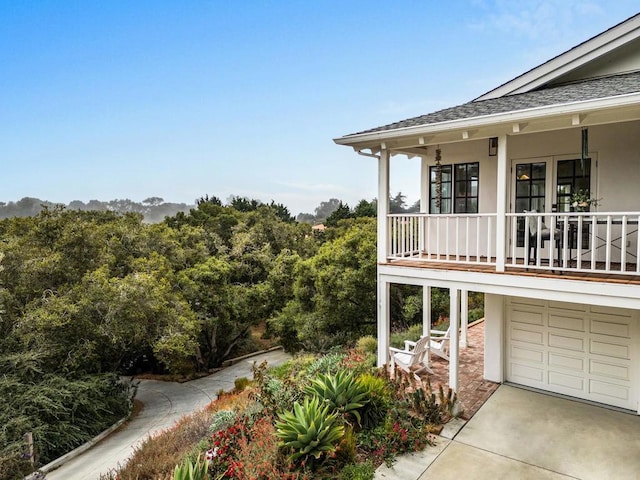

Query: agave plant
304,370,369,423
173,455,209,480
276,396,345,462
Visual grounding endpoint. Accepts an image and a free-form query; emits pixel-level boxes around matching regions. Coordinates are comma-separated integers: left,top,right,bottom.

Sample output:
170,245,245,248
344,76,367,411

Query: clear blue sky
1,1,638,215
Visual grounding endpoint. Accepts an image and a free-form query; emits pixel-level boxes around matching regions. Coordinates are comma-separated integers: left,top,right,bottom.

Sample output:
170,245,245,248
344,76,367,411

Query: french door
512,159,551,254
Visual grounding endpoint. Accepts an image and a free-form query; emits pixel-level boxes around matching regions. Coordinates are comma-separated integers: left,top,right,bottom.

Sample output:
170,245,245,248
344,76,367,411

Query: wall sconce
489,137,498,156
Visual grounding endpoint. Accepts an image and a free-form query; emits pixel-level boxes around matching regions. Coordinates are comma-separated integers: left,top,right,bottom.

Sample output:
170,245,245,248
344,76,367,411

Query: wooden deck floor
387,257,640,285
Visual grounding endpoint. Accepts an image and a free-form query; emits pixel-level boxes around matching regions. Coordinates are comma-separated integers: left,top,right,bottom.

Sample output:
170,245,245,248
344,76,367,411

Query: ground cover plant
102,344,454,480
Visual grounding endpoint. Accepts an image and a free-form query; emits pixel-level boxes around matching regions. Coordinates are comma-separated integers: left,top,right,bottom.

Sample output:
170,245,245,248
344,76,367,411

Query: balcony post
378,148,390,263
449,287,460,392
420,156,429,213
423,285,432,366
461,289,468,348
496,135,508,272
377,277,390,367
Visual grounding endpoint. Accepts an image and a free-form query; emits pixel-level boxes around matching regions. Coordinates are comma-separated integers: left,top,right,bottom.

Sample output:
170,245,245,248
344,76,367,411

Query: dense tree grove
0,193,471,478
0,196,193,223
0,199,310,477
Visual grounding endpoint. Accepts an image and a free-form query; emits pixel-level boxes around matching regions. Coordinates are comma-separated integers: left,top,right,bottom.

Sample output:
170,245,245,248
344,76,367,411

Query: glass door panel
514,162,546,247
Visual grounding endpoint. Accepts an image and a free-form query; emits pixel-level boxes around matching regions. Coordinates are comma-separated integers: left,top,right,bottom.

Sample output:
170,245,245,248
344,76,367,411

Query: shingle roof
344,71,640,137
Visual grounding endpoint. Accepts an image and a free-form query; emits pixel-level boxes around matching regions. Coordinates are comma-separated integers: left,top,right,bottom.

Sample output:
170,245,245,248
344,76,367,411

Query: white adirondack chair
389,335,433,375
429,328,451,361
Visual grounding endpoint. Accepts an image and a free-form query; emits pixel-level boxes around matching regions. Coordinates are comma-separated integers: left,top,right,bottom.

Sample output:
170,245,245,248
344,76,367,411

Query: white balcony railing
388,213,497,266
506,211,640,275
387,211,640,276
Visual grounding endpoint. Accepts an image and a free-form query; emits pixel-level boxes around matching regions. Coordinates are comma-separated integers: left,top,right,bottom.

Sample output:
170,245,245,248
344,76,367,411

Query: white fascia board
377,264,640,310
333,92,640,147
476,14,640,101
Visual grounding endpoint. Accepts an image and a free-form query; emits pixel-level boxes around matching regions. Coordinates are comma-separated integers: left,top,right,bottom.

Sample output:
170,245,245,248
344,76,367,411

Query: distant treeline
0,196,192,223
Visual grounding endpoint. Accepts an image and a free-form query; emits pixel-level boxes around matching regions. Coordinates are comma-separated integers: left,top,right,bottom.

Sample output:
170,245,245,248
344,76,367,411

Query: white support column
420,156,429,213
422,285,431,337
484,293,504,383
449,288,460,392
377,277,390,367
423,285,432,366
419,156,429,254
461,289,468,348
378,148,390,264
496,135,508,272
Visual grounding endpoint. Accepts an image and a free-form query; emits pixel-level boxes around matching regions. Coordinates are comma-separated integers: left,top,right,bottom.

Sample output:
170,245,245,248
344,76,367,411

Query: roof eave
333,92,640,148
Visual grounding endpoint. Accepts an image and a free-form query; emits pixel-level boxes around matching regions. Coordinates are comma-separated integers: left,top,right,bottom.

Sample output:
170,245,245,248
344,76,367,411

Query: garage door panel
590,360,630,381
549,371,584,392
591,305,633,317
511,345,544,363
548,352,584,372
510,363,544,383
548,314,585,332
510,308,544,325
549,300,587,312
511,297,546,307
589,379,630,403
591,319,630,338
511,327,544,345
590,339,630,360
548,333,584,352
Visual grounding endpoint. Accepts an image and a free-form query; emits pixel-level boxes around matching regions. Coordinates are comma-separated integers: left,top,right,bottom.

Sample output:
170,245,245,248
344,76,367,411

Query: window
429,165,452,214
430,162,479,213
556,158,591,213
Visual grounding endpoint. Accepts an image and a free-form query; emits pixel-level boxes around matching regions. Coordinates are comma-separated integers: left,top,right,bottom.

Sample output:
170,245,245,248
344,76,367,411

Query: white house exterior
335,13,640,413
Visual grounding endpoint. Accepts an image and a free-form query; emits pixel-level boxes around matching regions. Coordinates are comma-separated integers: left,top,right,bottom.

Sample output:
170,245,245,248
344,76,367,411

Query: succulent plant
276,396,345,462
304,370,369,423
173,455,209,480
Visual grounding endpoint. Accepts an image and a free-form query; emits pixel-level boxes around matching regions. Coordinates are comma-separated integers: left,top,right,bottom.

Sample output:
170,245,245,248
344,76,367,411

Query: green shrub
276,396,345,463
356,373,391,429
252,360,302,413
355,336,377,355
305,351,345,377
234,376,251,391
468,307,484,323
338,425,358,464
209,409,236,433
304,371,369,423
390,323,422,348
339,461,375,480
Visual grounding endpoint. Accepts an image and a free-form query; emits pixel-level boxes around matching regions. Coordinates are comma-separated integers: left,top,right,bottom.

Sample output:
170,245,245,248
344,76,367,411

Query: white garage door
506,297,638,410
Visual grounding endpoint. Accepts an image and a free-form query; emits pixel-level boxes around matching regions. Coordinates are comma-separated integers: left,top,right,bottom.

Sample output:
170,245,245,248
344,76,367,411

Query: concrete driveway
45,349,291,480
420,385,640,480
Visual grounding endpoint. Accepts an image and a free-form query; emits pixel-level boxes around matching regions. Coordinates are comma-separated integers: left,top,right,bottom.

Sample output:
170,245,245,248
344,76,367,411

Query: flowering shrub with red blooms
210,414,313,479
209,417,250,477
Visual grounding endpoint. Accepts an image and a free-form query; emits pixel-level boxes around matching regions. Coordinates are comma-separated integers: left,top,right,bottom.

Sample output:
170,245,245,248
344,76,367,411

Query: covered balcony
387,211,640,281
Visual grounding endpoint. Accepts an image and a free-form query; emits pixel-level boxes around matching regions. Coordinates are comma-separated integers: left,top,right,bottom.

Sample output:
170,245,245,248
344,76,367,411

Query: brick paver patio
417,320,499,420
